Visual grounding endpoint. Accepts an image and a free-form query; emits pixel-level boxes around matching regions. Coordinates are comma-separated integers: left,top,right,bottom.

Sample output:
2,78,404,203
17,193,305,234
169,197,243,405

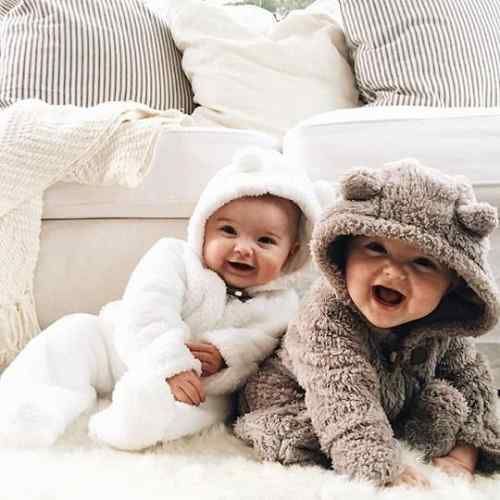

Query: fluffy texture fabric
0,399,498,500
166,0,359,142
0,147,322,451
0,99,190,369
235,159,500,485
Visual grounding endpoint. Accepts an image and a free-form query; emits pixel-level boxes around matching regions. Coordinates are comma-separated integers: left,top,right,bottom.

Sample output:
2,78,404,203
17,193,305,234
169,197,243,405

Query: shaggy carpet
0,400,498,500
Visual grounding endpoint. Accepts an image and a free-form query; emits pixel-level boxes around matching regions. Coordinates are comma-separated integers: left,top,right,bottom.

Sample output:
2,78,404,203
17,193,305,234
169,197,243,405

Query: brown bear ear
456,202,498,237
341,168,381,201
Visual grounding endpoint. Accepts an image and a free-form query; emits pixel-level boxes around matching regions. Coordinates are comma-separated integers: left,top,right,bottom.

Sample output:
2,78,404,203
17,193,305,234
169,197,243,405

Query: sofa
1,0,499,386
36,104,500,387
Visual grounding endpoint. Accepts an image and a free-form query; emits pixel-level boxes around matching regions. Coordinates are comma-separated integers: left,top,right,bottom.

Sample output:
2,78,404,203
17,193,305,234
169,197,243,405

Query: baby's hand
433,444,477,481
167,370,205,405
390,464,431,488
186,342,225,377
432,455,474,481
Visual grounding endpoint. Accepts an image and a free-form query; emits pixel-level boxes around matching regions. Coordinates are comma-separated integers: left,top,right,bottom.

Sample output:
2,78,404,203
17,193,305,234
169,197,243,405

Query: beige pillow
340,0,500,106
0,0,194,112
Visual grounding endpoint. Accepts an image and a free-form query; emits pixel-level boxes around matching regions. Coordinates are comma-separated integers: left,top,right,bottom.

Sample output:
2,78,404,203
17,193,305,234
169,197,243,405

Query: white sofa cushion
285,106,500,187
43,127,276,219
167,0,359,142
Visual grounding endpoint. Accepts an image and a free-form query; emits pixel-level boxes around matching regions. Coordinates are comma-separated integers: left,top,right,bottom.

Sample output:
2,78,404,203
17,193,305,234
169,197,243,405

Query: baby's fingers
190,350,213,364
174,388,194,405
179,380,202,406
187,371,206,402
194,353,218,375
201,363,217,376
433,459,474,480
186,342,212,353
391,466,431,489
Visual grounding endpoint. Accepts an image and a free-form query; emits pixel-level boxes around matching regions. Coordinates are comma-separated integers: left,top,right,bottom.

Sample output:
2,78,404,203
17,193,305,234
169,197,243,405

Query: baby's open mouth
228,261,255,272
373,285,405,306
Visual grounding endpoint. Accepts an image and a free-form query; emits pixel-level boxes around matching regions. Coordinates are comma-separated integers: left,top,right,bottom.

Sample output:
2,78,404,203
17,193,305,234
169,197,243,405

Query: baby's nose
383,263,407,280
234,240,253,257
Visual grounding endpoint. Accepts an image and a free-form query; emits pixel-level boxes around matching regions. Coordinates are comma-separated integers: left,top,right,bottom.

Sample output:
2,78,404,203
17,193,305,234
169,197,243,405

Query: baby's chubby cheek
202,240,223,272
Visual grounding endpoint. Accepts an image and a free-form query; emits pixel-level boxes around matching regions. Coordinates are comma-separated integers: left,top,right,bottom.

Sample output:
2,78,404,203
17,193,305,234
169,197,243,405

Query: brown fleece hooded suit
234,159,500,485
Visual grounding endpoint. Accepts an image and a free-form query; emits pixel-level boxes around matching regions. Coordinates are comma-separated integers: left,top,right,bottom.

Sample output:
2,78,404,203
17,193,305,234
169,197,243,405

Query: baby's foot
89,372,177,450
0,401,63,447
235,407,325,466
0,385,93,447
88,406,141,450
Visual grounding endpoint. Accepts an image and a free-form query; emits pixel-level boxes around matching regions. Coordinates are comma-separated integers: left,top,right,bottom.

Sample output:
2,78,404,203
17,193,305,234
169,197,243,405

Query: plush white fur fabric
0,399,497,500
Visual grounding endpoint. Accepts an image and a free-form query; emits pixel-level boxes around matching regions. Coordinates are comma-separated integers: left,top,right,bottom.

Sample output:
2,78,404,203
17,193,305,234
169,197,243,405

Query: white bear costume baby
0,148,321,450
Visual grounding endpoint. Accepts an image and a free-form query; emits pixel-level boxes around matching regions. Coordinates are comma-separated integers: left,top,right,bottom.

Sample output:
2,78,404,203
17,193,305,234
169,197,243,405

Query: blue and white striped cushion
0,0,194,112
340,0,500,107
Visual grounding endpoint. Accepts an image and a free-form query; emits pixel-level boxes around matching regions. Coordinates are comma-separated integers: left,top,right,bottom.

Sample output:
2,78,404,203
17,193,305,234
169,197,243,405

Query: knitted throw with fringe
0,99,191,369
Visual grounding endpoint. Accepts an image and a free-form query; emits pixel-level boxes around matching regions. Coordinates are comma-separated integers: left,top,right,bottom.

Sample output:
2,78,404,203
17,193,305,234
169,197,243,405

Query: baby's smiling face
203,195,300,289
344,236,454,329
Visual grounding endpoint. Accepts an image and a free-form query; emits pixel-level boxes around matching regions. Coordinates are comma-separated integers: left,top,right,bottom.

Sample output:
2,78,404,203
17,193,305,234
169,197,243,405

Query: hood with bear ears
311,158,500,340
187,147,324,293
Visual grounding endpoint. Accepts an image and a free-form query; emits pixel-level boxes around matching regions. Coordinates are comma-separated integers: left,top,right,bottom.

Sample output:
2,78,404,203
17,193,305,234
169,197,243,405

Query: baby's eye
365,242,386,254
258,236,276,245
220,225,236,235
413,257,437,271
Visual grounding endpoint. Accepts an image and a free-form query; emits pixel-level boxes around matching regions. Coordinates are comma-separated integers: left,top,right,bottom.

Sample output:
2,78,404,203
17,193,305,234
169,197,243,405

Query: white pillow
222,5,275,35
169,0,359,142
306,0,343,28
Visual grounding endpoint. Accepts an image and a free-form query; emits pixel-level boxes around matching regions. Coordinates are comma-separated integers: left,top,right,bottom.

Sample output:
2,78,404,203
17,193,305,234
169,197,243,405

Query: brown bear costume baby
235,159,500,486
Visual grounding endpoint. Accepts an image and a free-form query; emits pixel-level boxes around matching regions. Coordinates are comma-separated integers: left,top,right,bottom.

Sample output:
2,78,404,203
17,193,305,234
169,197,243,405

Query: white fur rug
0,400,498,500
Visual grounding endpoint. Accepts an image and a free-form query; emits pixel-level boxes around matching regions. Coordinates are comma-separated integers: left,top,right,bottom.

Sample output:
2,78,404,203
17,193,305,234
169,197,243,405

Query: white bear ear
231,147,278,173
341,168,381,201
456,202,498,237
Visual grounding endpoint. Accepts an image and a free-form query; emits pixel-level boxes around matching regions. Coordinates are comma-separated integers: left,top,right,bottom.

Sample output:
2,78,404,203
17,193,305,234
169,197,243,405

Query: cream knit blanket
0,99,191,368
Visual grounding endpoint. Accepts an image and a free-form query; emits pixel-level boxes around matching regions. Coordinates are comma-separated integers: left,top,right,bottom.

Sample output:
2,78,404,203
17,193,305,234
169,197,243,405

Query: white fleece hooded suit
0,148,321,450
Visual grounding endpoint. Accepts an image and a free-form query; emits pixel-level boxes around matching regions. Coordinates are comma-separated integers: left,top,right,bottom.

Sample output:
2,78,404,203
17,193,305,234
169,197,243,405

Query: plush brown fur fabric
235,159,500,485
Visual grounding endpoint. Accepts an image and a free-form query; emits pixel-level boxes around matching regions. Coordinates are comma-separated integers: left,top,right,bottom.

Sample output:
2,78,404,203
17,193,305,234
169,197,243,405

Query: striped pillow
0,0,194,112
339,0,500,106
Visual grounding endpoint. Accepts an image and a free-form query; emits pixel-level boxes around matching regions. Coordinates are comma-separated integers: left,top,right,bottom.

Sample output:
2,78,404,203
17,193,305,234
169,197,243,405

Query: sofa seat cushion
43,127,276,220
285,106,500,188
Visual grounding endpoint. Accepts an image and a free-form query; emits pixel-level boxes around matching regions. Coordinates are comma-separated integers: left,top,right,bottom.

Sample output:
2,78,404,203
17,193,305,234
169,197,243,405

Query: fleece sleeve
436,337,500,473
285,283,403,485
112,238,201,379
199,289,299,396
